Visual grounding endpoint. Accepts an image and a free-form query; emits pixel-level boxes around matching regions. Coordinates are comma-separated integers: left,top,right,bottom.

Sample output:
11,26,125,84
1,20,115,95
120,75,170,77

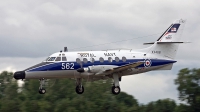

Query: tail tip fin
157,19,186,42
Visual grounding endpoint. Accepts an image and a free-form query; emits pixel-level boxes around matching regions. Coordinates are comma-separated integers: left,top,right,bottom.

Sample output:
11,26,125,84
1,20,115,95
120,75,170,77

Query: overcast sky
0,0,200,104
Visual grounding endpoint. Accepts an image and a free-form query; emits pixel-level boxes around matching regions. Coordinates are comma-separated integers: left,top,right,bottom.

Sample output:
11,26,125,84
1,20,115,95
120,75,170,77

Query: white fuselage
21,50,175,81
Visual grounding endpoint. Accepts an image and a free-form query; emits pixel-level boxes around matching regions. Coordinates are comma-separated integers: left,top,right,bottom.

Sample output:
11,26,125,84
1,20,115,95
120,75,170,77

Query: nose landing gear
39,88,46,94
39,78,46,94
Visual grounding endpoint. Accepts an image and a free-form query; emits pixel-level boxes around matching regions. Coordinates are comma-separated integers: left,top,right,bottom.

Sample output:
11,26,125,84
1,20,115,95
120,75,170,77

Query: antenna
64,47,68,52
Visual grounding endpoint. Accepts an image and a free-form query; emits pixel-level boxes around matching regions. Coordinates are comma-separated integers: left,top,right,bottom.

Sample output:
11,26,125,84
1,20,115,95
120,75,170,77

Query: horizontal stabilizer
143,42,155,45
143,42,189,45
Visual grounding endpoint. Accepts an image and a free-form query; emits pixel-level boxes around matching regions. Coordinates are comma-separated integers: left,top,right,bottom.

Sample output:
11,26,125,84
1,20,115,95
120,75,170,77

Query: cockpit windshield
48,57,56,61
45,57,50,61
44,53,67,62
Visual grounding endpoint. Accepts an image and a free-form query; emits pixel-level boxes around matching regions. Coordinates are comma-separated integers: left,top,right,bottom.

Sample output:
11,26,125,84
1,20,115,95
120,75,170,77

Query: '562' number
61,63,74,69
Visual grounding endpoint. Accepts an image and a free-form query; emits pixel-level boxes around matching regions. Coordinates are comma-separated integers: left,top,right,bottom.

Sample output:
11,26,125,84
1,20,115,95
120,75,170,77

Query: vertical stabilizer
157,19,185,42
142,19,186,59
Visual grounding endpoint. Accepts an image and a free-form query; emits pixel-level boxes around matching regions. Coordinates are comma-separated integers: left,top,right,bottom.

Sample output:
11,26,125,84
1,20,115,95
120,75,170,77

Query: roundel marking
144,59,151,67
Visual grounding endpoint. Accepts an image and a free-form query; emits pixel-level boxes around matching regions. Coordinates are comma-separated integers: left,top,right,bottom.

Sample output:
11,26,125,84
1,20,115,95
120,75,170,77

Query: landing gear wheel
39,88,46,94
111,86,120,95
75,85,84,94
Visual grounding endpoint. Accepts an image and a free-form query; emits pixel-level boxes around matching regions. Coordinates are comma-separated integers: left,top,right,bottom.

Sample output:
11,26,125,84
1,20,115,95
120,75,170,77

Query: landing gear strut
39,78,46,94
111,74,121,95
75,78,84,94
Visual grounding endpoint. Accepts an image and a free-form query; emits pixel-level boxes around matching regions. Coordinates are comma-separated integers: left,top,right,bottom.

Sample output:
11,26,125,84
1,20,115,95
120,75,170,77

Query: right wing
95,61,144,76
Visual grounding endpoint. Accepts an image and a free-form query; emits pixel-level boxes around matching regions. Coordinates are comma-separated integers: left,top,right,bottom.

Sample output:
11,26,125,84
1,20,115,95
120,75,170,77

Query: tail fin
143,19,186,59
157,19,185,42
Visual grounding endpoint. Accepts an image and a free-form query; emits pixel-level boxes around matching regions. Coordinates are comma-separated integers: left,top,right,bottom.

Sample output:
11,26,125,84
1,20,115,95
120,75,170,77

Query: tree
0,71,21,112
174,103,189,112
139,98,177,112
19,78,140,112
5,69,200,111
175,68,200,112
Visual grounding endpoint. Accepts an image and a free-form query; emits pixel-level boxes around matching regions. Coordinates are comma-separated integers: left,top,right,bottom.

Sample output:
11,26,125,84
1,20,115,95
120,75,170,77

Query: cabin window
48,57,56,61
99,57,104,63
108,57,112,63
115,57,120,62
62,56,67,61
76,58,81,64
55,57,61,61
83,58,88,63
90,58,95,63
122,56,127,62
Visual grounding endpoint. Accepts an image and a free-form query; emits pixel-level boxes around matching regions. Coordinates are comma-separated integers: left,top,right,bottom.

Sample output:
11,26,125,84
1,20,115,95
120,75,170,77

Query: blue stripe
27,59,176,72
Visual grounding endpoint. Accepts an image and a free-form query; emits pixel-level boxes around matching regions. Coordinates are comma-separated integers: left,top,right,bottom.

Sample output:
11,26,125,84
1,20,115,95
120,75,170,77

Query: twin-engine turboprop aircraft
14,19,186,95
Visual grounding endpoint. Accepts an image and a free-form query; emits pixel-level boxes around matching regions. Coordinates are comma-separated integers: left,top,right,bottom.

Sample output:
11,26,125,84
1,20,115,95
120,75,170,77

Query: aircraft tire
39,89,46,94
111,86,120,95
75,85,84,94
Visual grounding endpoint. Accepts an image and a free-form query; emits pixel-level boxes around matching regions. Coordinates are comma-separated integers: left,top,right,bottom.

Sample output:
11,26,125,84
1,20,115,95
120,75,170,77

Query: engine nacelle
77,65,117,74
87,66,102,73
76,66,101,73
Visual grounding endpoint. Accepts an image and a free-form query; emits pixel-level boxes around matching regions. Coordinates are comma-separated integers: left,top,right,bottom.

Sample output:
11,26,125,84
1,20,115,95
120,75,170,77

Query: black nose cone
14,71,25,80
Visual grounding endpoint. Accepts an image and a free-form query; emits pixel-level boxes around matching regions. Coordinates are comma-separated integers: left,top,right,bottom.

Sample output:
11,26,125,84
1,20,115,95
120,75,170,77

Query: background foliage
0,68,199,112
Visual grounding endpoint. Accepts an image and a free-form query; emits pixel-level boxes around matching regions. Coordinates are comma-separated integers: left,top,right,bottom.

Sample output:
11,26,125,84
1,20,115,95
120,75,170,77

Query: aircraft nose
13,71,26,80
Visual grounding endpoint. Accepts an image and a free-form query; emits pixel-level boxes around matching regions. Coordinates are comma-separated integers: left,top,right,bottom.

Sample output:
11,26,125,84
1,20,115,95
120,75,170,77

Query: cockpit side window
48,57,56,61
62,56,67,61
55,57,61,61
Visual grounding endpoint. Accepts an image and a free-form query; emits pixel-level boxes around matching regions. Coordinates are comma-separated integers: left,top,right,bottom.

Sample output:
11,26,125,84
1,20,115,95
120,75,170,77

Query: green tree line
0,68,199,112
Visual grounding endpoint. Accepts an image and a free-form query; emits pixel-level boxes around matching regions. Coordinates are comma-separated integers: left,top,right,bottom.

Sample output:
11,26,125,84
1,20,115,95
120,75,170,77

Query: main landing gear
111,74,121,95
37,76,121,95
75,78,84,94
39,78,46,94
